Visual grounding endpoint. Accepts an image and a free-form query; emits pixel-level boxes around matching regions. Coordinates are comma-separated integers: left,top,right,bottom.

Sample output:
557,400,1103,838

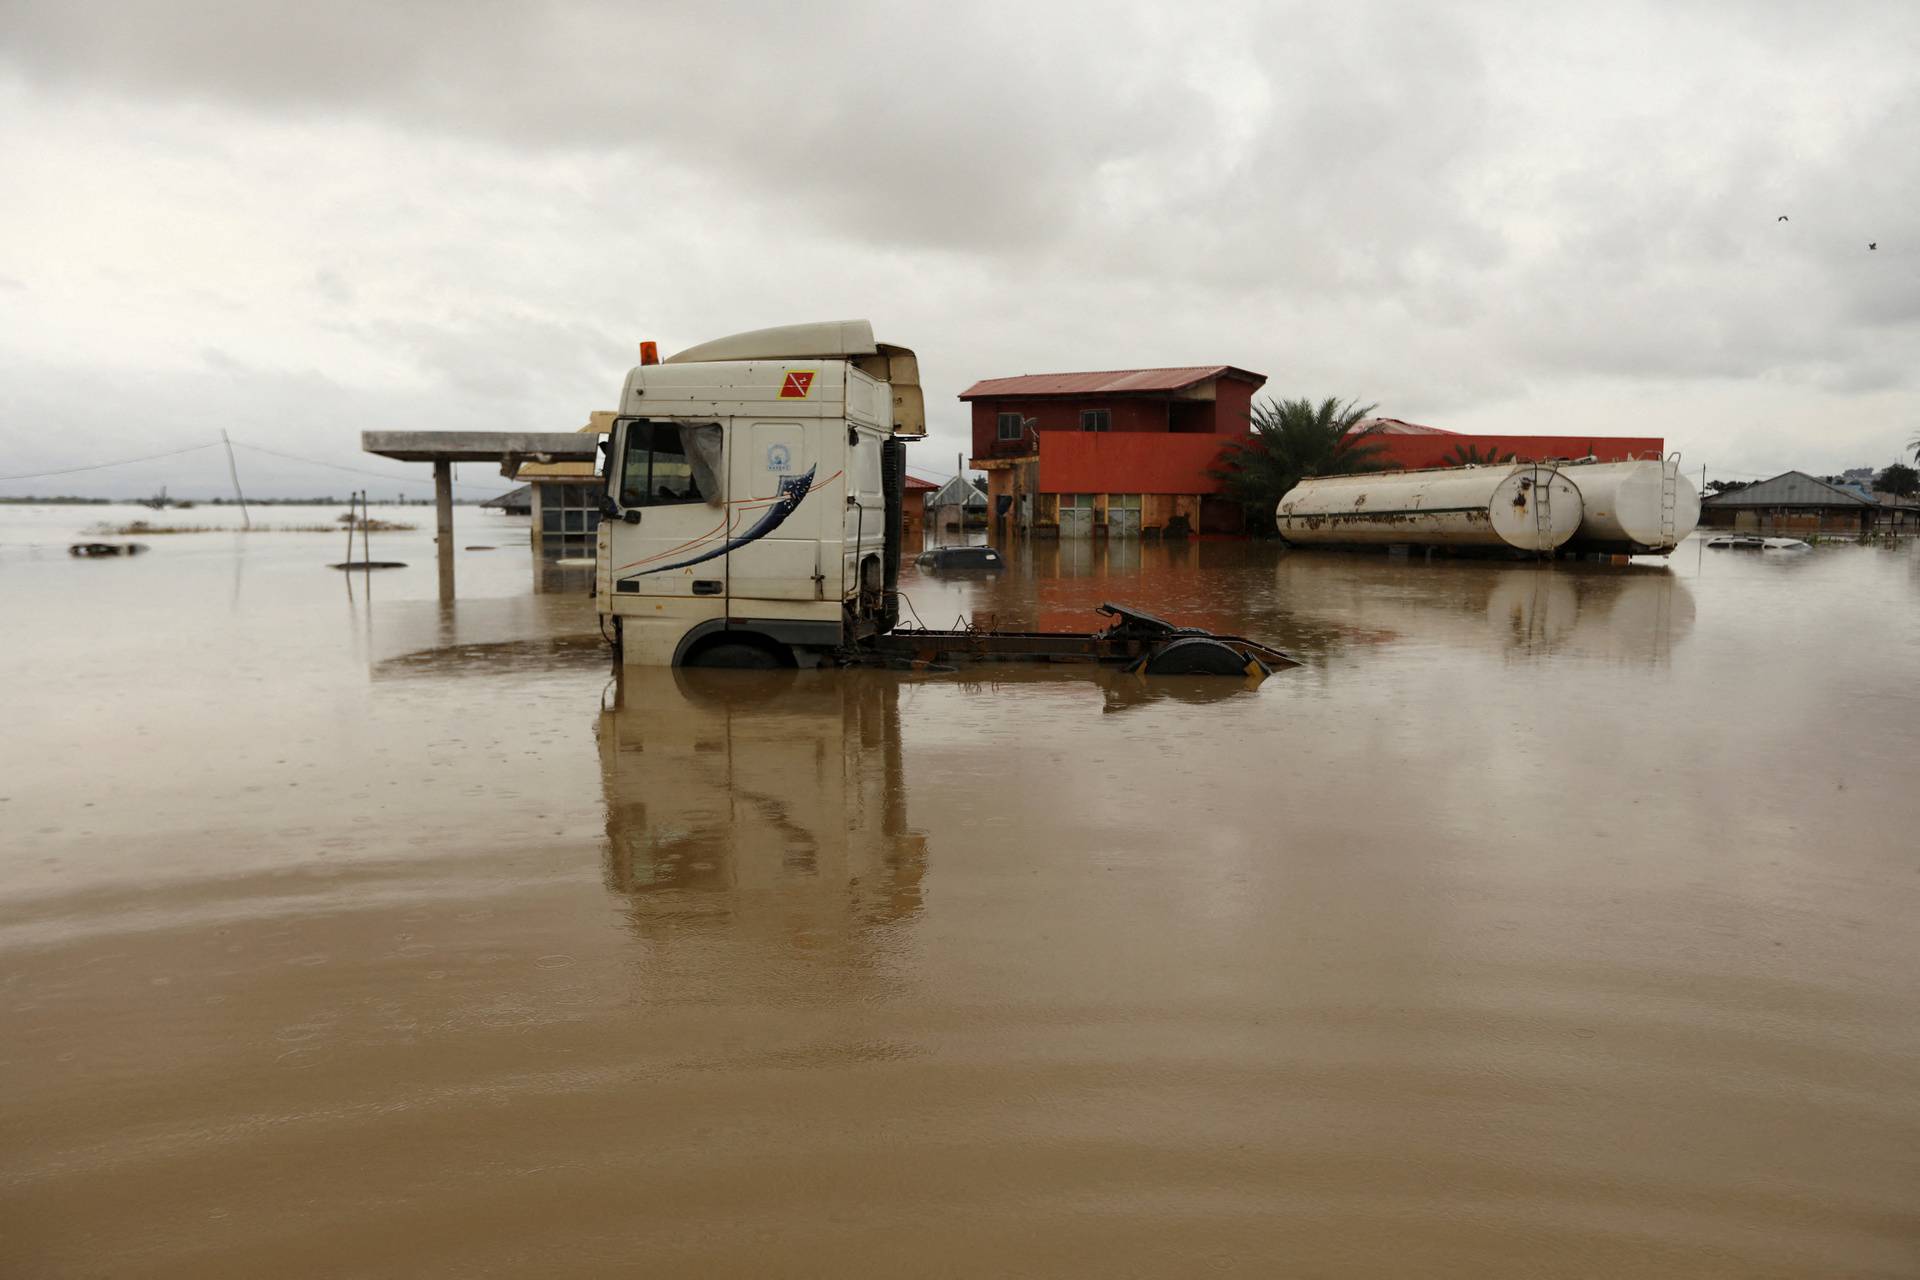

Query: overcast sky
1,0,1915,498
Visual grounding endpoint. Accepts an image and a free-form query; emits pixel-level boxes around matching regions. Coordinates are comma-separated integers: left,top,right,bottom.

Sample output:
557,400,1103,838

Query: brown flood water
3,506,1920,1277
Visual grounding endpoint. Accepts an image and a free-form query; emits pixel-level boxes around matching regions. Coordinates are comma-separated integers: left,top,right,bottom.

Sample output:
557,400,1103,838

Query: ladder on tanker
1533,465,1554,557
1659,451,1682,549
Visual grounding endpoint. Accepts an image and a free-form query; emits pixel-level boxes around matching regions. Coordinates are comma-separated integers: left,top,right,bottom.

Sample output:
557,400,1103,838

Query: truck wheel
686,640,784,669
1142,636,1254,676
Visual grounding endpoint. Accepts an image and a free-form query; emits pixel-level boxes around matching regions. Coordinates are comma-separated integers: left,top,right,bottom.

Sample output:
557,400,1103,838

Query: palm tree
1910,431,1920,465
1444,442,1517,467
1212,397,1392,534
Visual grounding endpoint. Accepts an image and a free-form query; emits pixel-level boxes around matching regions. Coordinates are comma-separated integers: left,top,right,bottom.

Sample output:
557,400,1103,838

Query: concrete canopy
361,431,600,464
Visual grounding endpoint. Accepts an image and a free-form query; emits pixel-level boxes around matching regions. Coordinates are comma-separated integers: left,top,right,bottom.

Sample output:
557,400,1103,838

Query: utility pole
221,430,250,529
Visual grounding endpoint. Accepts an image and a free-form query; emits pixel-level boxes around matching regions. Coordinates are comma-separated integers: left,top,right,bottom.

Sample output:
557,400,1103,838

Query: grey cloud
314,268,353,305
1,0,1916,489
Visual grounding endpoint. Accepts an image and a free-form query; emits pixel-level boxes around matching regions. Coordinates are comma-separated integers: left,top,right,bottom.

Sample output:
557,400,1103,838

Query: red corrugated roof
904,474,940,492
1351,416,1457,436
959,365,1266,399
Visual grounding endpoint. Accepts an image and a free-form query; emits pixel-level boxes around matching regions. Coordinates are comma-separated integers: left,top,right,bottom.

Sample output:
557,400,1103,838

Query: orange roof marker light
639,340,659,365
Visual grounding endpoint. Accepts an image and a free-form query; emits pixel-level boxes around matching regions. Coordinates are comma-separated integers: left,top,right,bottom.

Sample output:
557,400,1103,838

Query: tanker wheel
1142,636,1254,676
686,641,784,670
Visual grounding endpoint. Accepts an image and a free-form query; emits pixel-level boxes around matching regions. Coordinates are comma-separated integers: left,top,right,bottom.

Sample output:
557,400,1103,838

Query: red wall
970,397,1173,459
967,382,1258,459
1213,380,1255,438
1037,432,1235,495
1368,434,1665,470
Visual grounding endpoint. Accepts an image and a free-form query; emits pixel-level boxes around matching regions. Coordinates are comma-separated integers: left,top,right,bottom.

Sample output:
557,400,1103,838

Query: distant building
963,365,1268,537
1700,470,1876,536
481,484,533,516
514,411,614,560
902,473,938,548
924,474,988,542
1833,481,1878,505
1868,491,1920,534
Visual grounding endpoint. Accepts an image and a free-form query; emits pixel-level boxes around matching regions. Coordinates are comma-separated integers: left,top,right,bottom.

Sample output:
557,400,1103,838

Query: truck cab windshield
618,419,723,507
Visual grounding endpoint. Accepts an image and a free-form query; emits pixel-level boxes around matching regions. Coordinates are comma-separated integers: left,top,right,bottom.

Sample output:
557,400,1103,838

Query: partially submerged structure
1277,457,1699,557
924,474,987,541
901,472,938,547
963,365,1267,538
514,411,615,561
361,428,600,599
1700,471,1876,537
481,484,532,516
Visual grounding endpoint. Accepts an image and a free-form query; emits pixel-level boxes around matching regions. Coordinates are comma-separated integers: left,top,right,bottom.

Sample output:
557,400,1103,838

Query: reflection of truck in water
596,321,1292,677
598,668,928,994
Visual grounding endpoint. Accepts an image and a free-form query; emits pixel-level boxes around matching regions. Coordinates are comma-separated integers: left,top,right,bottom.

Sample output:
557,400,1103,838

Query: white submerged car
1704,534,1811,551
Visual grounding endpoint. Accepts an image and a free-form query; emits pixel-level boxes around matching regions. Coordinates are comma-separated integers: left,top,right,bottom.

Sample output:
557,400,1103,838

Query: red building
1354,417,1666,469
962,365,1266,537
901,472,939,549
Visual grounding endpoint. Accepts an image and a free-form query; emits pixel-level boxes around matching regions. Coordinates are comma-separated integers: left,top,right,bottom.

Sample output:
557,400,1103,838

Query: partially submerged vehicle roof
916,545,1004,569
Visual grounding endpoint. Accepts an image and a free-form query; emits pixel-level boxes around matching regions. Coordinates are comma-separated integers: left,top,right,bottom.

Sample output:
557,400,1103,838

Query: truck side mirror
622,510,641,525
598,494,621,517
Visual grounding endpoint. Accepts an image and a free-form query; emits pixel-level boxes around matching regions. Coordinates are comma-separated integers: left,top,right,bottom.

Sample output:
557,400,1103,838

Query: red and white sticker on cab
778,369,816,399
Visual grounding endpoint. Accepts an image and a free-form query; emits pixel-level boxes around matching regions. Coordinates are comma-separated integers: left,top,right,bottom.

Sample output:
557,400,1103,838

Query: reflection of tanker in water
598,669,928,999
1274,554,1696,664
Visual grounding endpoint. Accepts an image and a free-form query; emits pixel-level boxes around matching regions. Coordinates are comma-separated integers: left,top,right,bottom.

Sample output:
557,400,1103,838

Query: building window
538,481,603,555
1080,409,1111,432
997,412,1025,442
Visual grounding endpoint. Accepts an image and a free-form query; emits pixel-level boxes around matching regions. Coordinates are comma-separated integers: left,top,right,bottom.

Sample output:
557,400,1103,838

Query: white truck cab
597,320,925,667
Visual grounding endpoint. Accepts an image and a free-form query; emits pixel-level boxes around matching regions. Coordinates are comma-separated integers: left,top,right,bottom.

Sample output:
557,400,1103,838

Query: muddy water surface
4,507,1919,1277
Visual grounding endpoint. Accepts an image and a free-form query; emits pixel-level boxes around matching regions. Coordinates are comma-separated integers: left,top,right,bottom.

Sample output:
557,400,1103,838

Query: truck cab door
725,420,825,601
605,417,729,601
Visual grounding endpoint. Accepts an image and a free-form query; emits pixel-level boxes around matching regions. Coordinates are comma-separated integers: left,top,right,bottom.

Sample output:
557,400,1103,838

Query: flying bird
1868,242,1877,250
1778,215,1789,222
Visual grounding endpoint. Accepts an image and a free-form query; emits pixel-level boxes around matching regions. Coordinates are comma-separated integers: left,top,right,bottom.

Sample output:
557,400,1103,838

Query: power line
0,440,223,482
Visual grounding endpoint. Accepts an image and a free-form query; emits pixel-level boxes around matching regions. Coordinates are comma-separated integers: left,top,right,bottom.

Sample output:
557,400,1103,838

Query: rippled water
4,505,1918,1277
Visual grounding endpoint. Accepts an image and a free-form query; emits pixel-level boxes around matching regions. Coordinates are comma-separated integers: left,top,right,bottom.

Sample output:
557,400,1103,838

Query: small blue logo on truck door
766,443,793,474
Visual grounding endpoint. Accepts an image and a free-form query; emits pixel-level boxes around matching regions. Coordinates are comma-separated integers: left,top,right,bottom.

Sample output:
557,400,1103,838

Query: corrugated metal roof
481,483,532,509
1701,470,1874,507
1349,416,1458,436
959,366,1265,399
927,475,988,508
904,474,940,492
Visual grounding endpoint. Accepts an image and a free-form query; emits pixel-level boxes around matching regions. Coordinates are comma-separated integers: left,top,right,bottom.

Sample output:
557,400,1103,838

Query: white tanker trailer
1556,458,1699,554
1275,463,1585,553
1277,457,1699,556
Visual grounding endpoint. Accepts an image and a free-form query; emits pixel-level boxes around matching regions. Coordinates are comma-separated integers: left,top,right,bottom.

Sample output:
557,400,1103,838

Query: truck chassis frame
854,603,1297,675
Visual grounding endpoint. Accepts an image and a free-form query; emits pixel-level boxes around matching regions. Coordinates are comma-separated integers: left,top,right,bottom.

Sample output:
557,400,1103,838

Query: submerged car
1705,534,1810,551
915,545,1005,571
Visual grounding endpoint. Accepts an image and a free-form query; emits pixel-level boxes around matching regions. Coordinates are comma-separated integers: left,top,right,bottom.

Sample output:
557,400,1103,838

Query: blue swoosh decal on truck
622,466,817,579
